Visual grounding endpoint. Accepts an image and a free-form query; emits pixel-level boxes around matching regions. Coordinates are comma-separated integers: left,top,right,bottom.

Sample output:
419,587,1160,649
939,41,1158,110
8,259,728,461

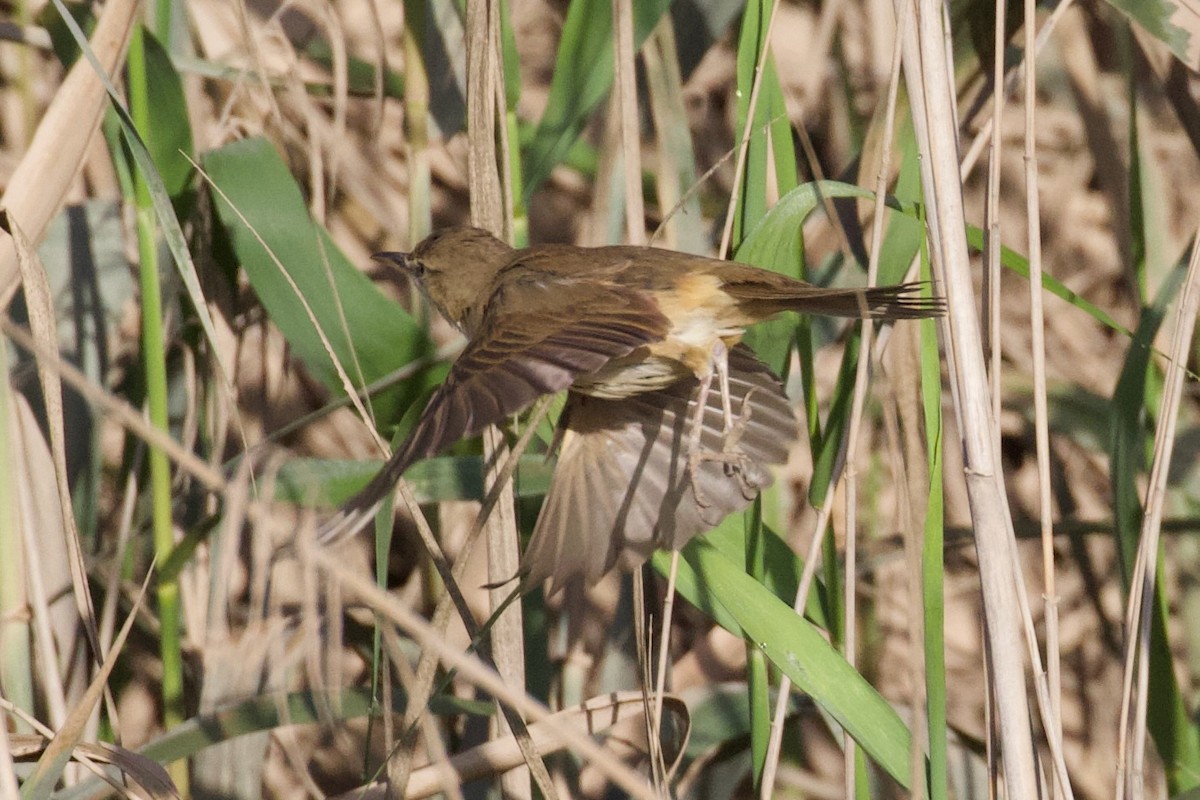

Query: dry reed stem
463,1,537,797
613,0,644,246
903,0,1040,796
1019,1,1068,796
607,0,670,786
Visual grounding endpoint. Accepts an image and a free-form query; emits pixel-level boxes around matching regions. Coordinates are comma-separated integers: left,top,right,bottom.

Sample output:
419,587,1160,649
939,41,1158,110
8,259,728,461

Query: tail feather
729,281,944,320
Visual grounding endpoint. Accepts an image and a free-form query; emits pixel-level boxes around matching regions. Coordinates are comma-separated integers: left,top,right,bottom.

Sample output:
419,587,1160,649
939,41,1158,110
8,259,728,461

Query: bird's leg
687,341,756,505
684,340,730,464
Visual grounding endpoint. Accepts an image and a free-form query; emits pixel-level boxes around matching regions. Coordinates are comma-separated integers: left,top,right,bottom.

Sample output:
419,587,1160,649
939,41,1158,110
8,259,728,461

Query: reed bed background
2,0,1199,798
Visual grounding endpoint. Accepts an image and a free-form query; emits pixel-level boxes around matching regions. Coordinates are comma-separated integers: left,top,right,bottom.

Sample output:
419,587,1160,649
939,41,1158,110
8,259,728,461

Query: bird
316,226,943,594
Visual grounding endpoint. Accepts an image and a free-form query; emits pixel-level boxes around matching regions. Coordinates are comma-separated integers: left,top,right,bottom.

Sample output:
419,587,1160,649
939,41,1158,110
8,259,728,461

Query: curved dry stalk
315,550,662,800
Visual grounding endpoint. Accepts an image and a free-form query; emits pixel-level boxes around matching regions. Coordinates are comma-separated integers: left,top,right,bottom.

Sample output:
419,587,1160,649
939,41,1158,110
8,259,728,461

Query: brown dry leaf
0,0,138,306
11,734,179,800
20,570,157,797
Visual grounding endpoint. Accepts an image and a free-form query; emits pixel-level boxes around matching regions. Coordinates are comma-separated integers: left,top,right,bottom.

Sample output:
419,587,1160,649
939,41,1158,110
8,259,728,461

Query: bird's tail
735,281,945,320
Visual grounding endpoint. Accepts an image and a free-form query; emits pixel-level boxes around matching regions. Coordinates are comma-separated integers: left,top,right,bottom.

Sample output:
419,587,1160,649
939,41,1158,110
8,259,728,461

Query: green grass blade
521,0,670,199
136,29,193,201
920,234,948,800
127,25,185,787
731,0,797,249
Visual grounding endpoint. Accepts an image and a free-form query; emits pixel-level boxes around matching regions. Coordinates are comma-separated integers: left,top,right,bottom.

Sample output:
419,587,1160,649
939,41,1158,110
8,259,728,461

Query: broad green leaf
276,453,555,507
1104,0,1199,70
669,538,921,792
655,521,829,630
204,137,439,426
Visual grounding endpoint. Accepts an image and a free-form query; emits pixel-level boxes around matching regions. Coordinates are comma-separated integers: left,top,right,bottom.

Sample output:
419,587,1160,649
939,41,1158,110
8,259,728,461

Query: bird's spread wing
523,345,798,594
403,279,670,464
316,278,670,546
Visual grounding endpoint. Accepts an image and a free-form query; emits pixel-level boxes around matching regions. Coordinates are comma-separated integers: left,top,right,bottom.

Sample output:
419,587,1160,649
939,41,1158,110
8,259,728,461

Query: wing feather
524,345,799,594
316,279,670,547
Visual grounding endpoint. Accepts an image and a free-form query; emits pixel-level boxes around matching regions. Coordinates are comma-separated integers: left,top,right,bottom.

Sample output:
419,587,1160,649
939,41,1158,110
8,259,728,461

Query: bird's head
373,226,513,334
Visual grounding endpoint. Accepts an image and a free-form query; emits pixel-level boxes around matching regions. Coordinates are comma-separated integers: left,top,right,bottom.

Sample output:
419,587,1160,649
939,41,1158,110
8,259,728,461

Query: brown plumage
316,226,943,591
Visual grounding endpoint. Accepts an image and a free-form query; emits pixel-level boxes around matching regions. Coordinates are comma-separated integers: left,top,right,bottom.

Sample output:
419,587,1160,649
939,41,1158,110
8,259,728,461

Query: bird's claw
689,393,760,507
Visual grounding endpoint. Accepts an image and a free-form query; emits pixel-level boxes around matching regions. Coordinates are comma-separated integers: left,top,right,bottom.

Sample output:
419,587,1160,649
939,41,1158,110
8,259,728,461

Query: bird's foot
688,393,760,507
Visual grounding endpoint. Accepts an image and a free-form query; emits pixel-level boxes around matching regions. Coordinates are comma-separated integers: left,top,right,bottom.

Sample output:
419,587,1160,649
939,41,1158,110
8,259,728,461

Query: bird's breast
655,272,746,365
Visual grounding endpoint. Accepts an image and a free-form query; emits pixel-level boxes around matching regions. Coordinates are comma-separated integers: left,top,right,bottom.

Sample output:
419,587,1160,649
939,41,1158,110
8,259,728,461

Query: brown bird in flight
317,227,942,593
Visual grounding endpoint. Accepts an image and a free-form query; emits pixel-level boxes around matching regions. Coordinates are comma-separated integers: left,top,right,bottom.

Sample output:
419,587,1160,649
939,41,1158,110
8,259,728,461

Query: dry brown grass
5,0,1200,798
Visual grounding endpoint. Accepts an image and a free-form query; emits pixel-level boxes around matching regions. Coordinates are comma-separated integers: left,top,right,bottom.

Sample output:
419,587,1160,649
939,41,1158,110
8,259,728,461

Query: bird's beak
372,251,411,271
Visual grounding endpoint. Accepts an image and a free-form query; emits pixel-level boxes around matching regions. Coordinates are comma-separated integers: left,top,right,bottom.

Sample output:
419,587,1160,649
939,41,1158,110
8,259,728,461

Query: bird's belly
571,352,691,399
571,321,745,400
